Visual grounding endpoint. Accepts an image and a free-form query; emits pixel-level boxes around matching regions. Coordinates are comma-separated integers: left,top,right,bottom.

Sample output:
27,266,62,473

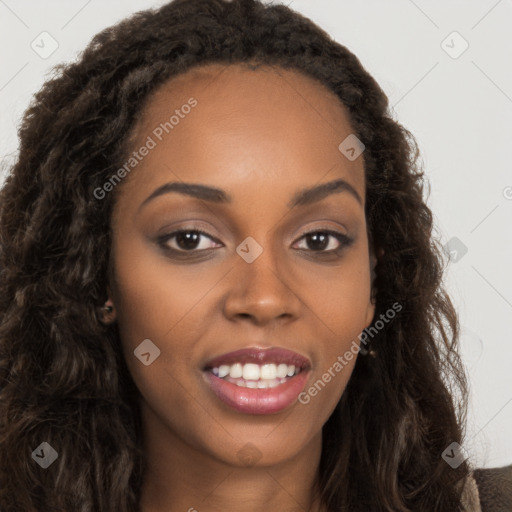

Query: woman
0,0,509,510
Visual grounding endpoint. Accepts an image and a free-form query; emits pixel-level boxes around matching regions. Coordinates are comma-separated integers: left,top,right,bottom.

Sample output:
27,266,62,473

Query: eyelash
157,227,354,257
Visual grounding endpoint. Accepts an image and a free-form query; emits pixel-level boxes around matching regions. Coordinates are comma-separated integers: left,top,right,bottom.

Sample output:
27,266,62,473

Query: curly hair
0,0,469,510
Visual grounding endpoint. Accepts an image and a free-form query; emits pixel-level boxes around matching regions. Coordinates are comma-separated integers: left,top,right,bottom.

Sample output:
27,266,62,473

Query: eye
293,229,353,253
156,228,353,257
157,229,222,253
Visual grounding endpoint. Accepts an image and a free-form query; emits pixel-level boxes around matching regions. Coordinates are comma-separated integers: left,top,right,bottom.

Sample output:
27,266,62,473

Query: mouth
202,347,311,415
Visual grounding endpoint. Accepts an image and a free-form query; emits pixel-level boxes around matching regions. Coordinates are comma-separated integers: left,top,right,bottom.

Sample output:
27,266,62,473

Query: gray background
1,0,511,469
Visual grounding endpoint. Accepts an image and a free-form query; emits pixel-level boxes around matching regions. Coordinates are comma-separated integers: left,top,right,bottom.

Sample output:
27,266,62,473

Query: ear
99,286,117,324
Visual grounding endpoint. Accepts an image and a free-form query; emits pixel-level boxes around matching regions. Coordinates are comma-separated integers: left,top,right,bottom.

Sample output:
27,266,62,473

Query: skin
105,62,376,512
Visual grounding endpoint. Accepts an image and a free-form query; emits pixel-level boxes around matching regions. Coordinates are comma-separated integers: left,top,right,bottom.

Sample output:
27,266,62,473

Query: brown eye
158,229,221,252
293,230,353,253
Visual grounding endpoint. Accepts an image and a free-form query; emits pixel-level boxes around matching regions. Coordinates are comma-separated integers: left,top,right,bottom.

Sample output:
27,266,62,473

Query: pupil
177,231,200,250
308,232,328,251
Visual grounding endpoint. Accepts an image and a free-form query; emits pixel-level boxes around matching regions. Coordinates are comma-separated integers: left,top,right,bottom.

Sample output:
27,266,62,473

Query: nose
222,244,302,326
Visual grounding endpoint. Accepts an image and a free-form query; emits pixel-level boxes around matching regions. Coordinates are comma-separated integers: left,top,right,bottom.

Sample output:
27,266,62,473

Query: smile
211,362,301,388
202,347,311,414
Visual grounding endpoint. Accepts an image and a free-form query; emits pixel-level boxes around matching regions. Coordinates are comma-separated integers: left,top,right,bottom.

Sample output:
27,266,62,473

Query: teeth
261,364,277,379
276,363,288,378
229,363,243,379
226,376,287,388
242,363,260,380
211,362,301,383
218,365,230,378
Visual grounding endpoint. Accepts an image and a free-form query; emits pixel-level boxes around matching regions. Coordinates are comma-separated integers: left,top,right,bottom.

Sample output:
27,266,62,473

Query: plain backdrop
1,0,511,469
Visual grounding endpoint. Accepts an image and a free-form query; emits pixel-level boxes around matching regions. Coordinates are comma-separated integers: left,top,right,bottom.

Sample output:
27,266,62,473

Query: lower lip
203,370,310,415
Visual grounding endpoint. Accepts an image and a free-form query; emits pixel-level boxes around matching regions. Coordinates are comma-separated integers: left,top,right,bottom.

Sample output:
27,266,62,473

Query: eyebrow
138,177,362,212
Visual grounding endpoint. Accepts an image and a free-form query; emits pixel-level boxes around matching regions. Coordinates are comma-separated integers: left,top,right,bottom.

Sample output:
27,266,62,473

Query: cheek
301,249,374,338
109,236,208,390
299,294,369,418
111,249,213,429
300,250,374,402
111,234,223,345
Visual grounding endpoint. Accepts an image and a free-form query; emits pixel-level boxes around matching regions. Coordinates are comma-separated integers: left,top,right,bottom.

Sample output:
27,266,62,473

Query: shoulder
472,464,512,512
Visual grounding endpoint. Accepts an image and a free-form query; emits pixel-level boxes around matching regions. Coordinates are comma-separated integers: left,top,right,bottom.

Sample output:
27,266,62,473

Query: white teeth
211,362,301,385
276,363,288,378
260,364,277,379
218,365,230,378
229,363,243,379
225,376,286,388
242,363,260,380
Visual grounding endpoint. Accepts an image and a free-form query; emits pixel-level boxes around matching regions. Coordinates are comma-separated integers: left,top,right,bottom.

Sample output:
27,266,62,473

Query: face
108,63,376,469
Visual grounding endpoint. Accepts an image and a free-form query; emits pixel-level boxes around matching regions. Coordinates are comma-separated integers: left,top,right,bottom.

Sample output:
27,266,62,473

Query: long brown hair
0,0,469,510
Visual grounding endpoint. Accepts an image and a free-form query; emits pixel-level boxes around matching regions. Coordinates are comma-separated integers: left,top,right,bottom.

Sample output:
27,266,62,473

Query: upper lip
203,346,311,370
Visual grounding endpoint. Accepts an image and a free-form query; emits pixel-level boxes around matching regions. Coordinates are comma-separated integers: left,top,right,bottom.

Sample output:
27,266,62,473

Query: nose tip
223,254,300,325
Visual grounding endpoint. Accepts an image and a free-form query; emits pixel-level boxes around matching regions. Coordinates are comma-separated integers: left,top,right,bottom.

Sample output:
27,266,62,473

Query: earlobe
99,288,116,324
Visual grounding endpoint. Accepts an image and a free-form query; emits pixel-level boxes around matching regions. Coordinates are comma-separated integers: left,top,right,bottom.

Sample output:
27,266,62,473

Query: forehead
136,62,354,141
118,62,365,206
